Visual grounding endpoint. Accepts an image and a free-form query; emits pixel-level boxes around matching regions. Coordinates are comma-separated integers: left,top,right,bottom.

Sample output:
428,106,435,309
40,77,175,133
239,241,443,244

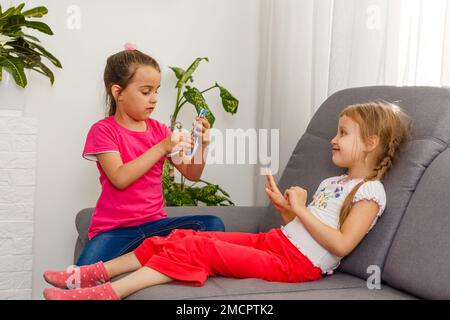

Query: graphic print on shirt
310,183,344,209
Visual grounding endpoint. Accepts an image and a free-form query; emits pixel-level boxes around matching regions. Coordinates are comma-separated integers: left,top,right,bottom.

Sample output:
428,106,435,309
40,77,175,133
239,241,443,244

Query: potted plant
163,57,238,206
0,2,62,108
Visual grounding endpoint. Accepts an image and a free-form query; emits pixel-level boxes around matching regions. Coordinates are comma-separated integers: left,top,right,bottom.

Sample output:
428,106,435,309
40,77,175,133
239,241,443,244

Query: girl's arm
172,142,209,181
96,136,177,190
171,116,210,181
285,187,380,257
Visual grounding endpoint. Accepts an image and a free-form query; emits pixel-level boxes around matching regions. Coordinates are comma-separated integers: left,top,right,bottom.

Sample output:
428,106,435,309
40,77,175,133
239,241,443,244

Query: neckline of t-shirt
338,174,365,184
110,116,150,134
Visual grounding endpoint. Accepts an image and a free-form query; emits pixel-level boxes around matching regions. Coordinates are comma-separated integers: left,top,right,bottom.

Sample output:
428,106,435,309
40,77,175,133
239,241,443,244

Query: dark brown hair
338,101,413,229
103,50,160,116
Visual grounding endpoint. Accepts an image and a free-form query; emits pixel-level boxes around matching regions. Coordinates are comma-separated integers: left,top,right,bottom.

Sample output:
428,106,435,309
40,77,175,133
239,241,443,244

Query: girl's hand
264,171,291,214
285,186,308,213
163,130,194,156
193,116,211,146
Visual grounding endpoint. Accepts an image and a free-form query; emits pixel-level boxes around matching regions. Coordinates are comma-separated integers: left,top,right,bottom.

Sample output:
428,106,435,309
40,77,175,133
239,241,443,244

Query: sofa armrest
75,207,95,247
74,206,268,264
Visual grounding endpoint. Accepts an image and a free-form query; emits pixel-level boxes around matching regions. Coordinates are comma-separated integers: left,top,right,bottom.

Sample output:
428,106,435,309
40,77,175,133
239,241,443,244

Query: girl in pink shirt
75,48,224,266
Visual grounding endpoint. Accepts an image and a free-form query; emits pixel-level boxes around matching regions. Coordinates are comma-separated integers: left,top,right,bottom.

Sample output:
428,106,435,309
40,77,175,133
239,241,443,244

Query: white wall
16,0,261,299
0,114,37,299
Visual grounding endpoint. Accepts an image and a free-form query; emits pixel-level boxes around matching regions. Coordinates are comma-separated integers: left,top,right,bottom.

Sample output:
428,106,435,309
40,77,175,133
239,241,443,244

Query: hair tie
124,42,137,51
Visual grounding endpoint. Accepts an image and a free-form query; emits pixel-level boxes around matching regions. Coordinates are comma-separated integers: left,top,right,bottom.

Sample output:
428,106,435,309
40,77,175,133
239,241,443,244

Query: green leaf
164,186,197,206
203,195,232,206
6,38,41,60
31,60,55,84
176,57,208,88
0,65,2,81
169,66,194,86
26,40,62,68
199,184,219,197
217,186,230,197
22,33,40,42
0,56,27,87
13,3,25,15
162,160,171,189
183,86,216,127
21,20,53,35
22,6,48,18
1,14,26,31
217,83,239,115
3,30,41,43
0,7,15,20
0,4,60,86
163,175,234,207
1,29,22,38
2,32,40,44
169,66,184,80
2,15,53,35
186,186,201,199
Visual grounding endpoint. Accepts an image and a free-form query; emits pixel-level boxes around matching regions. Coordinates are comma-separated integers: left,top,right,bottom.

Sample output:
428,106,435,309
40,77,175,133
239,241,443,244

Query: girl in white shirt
43,101,412,300
267,100,411,274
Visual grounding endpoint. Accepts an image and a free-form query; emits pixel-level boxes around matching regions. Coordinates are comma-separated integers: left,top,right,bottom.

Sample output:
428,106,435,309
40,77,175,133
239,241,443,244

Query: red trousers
133,228,322,286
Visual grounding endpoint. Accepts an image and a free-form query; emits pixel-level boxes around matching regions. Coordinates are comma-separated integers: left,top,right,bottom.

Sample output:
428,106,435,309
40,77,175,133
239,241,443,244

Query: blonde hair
337,101,412,229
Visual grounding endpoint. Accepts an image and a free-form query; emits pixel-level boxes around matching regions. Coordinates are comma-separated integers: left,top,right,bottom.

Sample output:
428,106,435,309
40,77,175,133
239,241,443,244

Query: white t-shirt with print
281,174,386,275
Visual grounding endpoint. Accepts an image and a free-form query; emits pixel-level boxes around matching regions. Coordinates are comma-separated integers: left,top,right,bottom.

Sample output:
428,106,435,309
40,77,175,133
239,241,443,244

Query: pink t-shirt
82,116,172,240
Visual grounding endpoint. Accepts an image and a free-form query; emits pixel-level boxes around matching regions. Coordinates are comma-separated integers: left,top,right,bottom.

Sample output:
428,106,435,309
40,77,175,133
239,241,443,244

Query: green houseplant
0,3,62,87
163,57,238,206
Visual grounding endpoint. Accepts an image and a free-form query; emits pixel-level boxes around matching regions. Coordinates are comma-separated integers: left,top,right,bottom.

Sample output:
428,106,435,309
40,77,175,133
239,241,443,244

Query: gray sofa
74,86,450,299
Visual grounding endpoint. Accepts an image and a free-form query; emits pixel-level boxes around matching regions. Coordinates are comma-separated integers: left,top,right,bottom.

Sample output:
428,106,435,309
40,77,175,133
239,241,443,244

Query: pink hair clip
124,42,137,51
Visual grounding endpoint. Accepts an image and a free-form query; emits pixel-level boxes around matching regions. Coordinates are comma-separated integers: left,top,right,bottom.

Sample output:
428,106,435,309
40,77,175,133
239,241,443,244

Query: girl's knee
76,252,100,266
203,216,225,232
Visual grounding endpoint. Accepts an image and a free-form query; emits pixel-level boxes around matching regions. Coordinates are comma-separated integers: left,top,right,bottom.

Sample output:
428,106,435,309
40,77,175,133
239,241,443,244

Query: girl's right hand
264,170,291,214
162,130,194,157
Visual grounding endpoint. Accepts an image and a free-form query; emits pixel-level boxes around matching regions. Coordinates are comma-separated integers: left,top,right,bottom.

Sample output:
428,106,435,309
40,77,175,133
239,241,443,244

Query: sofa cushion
383,148,450,299
124,272,415,300
204,286,415,300
259,86,450,281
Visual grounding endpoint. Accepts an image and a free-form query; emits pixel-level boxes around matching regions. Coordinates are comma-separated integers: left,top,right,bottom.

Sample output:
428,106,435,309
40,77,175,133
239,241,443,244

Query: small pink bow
124,42,137,51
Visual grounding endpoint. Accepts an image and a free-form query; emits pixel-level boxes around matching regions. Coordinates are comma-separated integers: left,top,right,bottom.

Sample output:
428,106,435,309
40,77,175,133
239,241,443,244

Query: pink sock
43,282,120,300
43,261,110,289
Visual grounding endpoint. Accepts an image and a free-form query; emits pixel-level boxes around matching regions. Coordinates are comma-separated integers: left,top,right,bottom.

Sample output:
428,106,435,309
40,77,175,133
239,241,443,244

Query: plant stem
201,84,219,94
198,179,212,185
172,87,183,129
176,86,182,105
172,100,186,122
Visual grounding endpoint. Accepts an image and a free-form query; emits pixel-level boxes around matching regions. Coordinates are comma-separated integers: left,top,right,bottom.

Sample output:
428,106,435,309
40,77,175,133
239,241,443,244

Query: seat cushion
124,272,415,300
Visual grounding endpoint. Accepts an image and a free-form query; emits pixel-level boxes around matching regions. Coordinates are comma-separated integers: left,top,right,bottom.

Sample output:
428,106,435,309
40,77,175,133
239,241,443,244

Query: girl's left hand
285,186,308,213
193,116,211,146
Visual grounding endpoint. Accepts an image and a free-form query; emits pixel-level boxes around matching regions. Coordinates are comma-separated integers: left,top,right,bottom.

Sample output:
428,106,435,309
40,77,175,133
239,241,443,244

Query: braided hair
337,101,412,229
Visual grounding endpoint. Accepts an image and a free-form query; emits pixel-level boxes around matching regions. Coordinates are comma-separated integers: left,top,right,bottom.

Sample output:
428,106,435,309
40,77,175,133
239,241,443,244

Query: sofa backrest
258,86,450,287
382,147,450,299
